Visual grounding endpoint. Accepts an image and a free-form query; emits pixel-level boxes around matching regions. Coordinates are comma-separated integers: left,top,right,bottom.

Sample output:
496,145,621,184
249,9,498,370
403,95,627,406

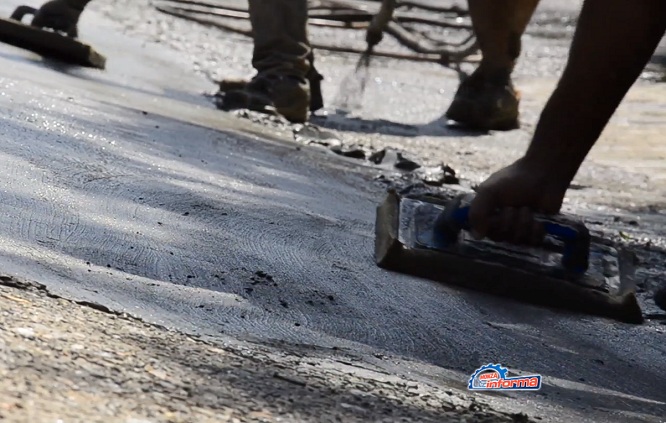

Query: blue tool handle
443,203,590,274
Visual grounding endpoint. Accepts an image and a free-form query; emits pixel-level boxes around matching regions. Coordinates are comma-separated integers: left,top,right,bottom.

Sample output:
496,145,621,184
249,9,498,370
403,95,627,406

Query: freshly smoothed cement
0,1,664,422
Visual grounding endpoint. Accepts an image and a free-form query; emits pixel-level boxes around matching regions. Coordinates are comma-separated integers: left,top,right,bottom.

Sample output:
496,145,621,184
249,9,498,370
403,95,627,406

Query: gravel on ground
0,275,534,423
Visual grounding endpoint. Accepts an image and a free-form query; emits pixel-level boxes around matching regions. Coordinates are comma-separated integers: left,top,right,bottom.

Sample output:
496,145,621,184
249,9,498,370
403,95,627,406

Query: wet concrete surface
0,0,666,422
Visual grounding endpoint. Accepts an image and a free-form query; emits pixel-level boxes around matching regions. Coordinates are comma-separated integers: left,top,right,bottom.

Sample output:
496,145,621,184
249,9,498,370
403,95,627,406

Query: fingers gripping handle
434,195,591,274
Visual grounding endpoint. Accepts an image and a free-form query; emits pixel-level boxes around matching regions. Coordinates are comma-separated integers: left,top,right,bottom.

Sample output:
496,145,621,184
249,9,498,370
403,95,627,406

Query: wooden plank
0,17,106,69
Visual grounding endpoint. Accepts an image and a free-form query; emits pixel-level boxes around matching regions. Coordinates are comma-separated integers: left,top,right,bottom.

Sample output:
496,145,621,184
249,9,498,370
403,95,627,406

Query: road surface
0,0,664,422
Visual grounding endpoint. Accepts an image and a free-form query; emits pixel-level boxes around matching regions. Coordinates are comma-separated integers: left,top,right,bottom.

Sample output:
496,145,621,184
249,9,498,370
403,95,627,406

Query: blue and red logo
468,363,542,391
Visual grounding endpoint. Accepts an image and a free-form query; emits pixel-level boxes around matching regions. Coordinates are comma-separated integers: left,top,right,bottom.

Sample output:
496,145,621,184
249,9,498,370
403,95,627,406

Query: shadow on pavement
309,113,490,139
308,66,490,139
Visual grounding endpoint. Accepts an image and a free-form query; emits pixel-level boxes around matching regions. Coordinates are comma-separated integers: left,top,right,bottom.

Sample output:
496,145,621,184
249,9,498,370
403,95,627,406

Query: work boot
219,73,310,123
218,78,249,93
27,0,91,38
217,0,312,122
306,61,324,112
445,68,520,131
217,58,324,114
449,0,539,131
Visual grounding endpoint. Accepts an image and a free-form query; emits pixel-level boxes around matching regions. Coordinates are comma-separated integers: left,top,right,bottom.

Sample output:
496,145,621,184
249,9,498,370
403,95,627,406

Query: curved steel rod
396,0,469,15
152,0,478,65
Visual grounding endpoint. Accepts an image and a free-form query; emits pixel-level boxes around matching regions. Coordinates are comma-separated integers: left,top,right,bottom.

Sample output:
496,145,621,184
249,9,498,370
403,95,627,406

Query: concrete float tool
0,4,105,69
374,190,644,324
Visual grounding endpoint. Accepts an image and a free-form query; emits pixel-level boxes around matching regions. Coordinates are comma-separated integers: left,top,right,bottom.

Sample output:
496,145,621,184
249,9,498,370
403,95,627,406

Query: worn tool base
375,190,644,324
0,17,105,69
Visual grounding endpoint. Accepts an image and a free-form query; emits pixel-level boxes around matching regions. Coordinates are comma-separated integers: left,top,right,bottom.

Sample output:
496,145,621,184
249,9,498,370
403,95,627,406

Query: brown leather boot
221,0,312,123
218,73,310,123
15,0,91,38
217,60,324,114
448,0,539,130
445,68,520,131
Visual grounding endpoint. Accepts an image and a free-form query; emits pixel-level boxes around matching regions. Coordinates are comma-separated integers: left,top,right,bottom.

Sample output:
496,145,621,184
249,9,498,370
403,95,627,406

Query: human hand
468,157,570,245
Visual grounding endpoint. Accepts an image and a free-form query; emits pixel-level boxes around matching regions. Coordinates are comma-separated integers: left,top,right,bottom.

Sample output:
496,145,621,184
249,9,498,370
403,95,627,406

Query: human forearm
523,0,666,185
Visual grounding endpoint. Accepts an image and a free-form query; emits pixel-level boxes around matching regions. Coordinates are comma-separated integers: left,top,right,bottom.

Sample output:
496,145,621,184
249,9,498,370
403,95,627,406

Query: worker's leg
446,0,540,131
219,0,315,123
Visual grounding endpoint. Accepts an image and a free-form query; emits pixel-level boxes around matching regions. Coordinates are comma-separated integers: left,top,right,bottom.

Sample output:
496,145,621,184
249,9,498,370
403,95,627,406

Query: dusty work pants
67,0,315,80
64,0,312,76
248,0,312,79
248,0,324,110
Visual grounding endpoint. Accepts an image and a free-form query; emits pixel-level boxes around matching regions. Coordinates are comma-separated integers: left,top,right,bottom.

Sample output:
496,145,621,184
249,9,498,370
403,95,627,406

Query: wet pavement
1,0,666,422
